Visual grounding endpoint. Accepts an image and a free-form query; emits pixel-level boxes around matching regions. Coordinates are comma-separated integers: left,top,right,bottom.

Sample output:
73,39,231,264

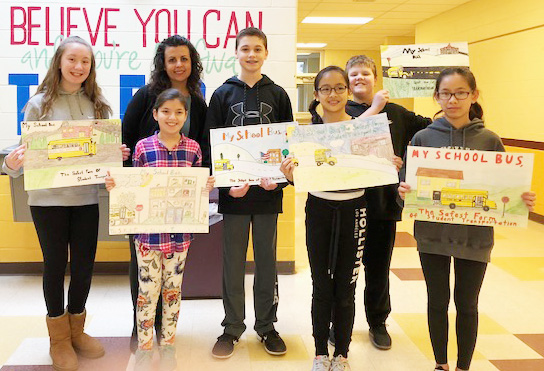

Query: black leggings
306,194,367,358
419,252,487,370
30,205,99,317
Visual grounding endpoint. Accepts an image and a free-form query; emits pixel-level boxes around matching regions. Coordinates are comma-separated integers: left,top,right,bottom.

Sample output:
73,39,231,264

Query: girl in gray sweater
3,36,128,371
398,68,536,371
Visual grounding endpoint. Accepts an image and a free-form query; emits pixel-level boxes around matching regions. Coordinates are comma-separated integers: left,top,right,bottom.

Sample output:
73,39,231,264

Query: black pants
362,219,396,328
306,194,367,358
419,252,487,370
30,205,99,317
129,235,162,336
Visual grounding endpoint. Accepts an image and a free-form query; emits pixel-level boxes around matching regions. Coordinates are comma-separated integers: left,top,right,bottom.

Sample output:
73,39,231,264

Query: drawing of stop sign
501,196,509,217
136,204,143,223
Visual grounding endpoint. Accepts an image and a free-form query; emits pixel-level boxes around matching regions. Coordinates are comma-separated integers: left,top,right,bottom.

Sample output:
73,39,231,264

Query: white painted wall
0,0,297,149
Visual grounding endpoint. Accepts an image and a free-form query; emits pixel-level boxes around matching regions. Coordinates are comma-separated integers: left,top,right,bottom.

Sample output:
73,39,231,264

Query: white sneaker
312,355,331,370
158,344,177,371
134,349,153,371
331,355,351,371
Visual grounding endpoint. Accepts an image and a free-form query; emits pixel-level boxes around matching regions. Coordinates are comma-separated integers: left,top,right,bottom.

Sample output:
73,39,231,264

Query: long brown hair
34,36,112,119
148,35,203,98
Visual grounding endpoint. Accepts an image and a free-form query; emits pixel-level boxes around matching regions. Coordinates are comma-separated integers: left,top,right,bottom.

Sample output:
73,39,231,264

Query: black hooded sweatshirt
205,75,293,214
346,100,431,220
407,117,505,263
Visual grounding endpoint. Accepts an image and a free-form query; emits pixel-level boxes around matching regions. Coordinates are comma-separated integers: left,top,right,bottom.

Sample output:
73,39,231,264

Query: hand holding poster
289,113,399,193
403,146,534,227
380,42,469,98
21,119,122,190
109,167,210,235
210,123,291,187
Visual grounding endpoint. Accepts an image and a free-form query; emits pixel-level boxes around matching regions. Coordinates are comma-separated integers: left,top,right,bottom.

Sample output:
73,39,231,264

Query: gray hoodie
409,117,505,263
2,89,102,206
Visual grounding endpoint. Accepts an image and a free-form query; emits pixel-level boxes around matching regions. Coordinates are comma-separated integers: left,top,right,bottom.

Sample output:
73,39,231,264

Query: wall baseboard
0,261,297,275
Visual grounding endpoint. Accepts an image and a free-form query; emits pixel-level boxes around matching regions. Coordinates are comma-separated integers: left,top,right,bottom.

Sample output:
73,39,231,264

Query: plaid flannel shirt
133,132,202,255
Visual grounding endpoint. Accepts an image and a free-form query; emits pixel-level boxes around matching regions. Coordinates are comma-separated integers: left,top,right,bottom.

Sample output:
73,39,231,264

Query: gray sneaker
312,355,331,371
330,355,351,371
158,345,177,371
134,349,153,371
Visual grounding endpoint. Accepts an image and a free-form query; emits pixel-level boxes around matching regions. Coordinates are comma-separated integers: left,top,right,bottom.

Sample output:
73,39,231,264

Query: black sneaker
257,330,287,355
369,325,392,350
328,326,336,347
212,333,239,359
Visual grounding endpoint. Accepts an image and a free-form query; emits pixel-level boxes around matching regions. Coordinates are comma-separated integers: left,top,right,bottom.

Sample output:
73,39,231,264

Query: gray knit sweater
2,89,103,206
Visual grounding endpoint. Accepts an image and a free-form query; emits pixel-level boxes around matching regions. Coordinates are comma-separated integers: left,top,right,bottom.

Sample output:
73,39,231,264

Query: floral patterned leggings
135,240,188,350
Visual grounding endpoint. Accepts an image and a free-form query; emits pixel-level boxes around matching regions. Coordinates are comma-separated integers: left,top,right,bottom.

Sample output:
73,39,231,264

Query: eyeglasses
317,85,347,95
437,91,471,100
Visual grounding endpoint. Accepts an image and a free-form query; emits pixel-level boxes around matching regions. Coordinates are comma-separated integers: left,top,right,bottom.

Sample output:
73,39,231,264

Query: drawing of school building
415,167,463,199
351,134,394,159
149,176,197,224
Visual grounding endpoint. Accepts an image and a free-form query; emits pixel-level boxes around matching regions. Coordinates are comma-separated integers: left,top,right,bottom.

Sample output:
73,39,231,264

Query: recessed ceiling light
302,17,373,25
297,43,327,48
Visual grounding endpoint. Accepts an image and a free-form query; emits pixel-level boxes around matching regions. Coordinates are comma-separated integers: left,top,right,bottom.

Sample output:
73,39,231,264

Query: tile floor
1,194,544,371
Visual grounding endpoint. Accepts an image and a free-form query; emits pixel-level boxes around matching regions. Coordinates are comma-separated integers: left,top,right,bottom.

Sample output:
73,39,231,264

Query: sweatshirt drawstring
242,81,262,125
76,90,84,116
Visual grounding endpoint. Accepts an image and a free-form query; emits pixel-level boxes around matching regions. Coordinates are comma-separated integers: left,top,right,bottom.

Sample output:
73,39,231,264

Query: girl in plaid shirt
106,89,214,371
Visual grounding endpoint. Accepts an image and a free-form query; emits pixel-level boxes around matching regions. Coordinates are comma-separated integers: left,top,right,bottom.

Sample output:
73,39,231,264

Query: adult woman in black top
122,35,208,351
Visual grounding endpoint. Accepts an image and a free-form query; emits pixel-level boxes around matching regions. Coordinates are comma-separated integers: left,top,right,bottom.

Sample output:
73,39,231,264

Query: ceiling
297,0,473,50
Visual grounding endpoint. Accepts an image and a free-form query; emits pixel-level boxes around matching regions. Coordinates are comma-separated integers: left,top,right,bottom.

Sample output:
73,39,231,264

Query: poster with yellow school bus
108,167,209,235
288,114,399,193
21,119,122,190
380,42,470,98
209,123,291,187
403,146,534,227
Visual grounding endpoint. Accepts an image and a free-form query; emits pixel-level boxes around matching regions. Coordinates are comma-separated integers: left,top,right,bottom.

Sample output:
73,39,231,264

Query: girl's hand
260,177,278,191
521,191,536,212
105,170,116,192
229,183,250,198
205,176,215,192
280,157,295,182
4,144,26,171
120,144,131,162
398,181,411,200
392,155,403,171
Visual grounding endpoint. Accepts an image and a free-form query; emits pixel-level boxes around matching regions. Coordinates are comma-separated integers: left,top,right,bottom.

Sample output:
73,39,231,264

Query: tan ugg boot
46,312,78,371
69,310,105,358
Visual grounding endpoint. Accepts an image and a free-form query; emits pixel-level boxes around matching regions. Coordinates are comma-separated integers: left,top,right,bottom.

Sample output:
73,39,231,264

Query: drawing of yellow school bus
315,149,337,166
438,188,497,211
110,205,136,225
47,137,96,160
387,66,413,79
214,159,234,171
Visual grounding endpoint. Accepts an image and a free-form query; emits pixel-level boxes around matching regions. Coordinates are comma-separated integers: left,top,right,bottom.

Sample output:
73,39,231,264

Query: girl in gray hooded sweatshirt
2,36,129,371
398,67,536,371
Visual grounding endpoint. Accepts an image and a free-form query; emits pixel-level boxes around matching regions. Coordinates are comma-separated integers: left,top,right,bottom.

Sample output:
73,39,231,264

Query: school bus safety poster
209,122,292,187
21,119,122,190
288,113,399,193
108,167,210,235
380,42,469,98
403,146,534,227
